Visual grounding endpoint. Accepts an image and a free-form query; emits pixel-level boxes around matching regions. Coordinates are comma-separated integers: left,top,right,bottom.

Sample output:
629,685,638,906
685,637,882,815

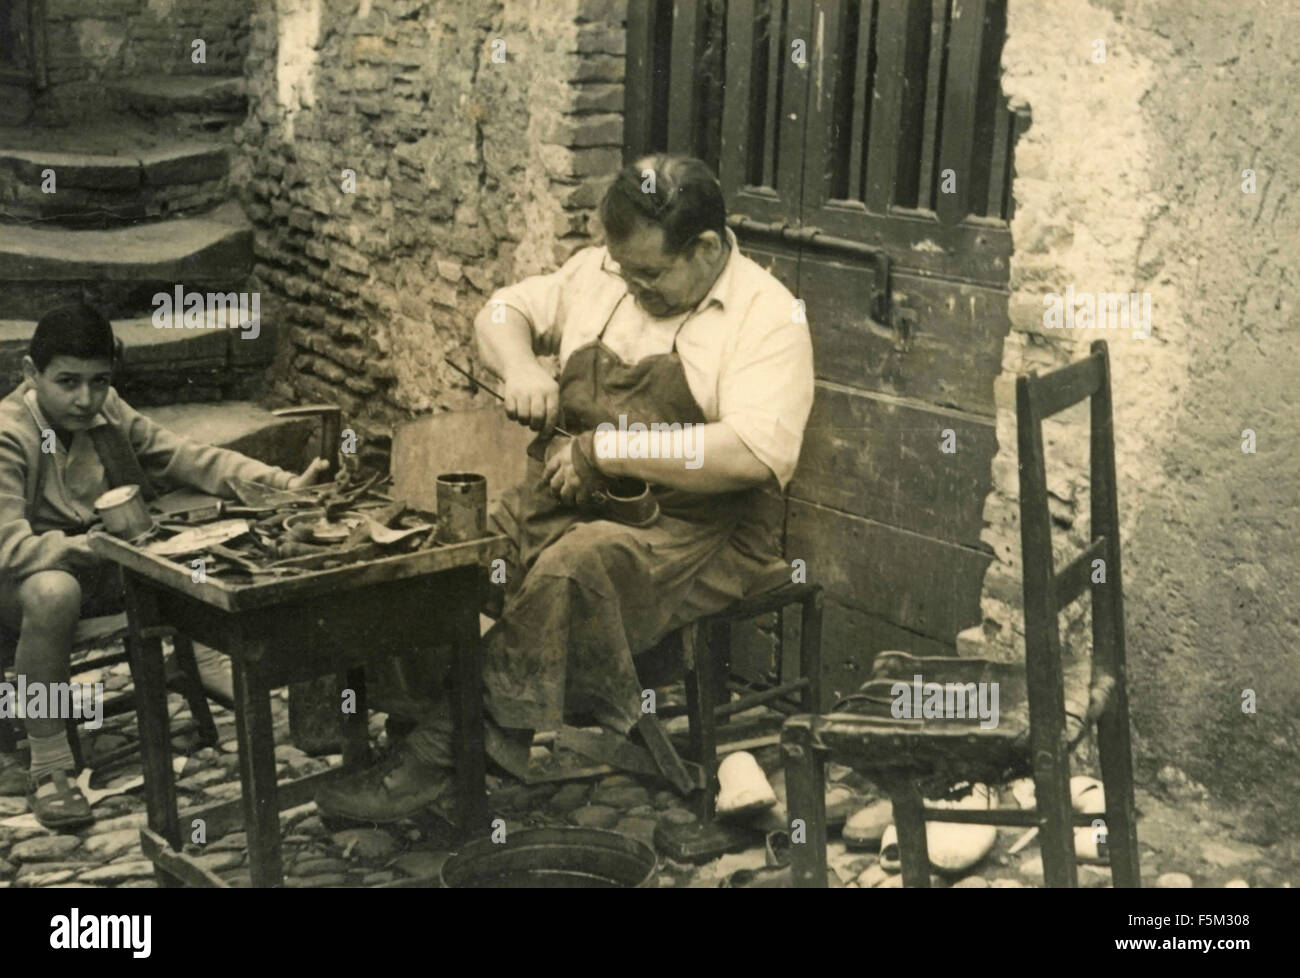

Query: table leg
450,567,488,838
231,651,282,887
122,574,180,887
341,667,369,770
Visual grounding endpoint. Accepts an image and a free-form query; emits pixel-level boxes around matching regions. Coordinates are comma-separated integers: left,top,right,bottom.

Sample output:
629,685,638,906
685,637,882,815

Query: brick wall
961,0,1300,841
236,0,626,441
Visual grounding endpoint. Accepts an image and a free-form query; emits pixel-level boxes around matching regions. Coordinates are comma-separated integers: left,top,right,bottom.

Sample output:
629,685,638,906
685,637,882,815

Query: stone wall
236,0,626,437
960,0,1300,841
35,0,252,119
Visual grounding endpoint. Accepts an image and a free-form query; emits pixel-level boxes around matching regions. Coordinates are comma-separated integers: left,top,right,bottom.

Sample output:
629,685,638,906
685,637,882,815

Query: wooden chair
781,340,1140,887
0,605,220,771
643,582,822,797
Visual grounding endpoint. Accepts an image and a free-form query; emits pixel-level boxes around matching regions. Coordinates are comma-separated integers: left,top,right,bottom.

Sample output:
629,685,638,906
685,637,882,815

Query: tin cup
94,485,154,540
436,472,487,543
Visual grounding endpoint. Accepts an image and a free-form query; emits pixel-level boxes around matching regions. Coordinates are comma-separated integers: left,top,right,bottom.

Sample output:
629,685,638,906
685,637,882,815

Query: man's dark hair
600,154,727,255
29,303,117,372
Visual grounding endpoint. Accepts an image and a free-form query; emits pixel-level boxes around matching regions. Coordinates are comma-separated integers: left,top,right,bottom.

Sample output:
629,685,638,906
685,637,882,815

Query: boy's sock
27,730,76,783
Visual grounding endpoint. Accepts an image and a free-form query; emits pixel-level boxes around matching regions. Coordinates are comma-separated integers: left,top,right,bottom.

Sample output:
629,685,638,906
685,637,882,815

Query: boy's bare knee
18,571,82,626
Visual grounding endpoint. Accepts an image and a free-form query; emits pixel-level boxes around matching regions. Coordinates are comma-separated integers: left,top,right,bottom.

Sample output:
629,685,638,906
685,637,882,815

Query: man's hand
286,457,331,490
503,360,561,436
543,438,596,506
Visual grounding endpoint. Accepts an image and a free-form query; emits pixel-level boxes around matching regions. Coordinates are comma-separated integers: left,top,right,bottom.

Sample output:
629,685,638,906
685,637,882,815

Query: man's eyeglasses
604,247,693,289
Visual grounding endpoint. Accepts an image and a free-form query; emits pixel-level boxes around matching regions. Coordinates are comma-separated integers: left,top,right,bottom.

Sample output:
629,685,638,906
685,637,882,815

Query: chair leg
65,716,85,772
0,714,18,754
684,622,717,822
782,718,827,888
707,620,731,718
1096,683,1142,888
799,589,823,712
1034,760,1079,887
888,779,931,887
170,635,219,748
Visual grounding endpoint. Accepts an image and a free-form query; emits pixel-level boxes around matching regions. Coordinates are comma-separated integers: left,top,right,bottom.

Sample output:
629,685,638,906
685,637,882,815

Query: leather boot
315,750,455,823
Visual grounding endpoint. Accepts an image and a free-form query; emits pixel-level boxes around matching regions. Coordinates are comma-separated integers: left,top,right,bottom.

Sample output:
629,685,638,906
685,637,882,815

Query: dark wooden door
626,0,1025,704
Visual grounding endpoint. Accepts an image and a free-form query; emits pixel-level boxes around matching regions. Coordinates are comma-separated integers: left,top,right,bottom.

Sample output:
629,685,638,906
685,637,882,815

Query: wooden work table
89,528,509,888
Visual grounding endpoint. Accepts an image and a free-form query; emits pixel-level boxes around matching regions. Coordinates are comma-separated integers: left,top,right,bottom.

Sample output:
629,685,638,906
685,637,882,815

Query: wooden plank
720,0,758,200
780,0,815,210
803,261,1009,415
178,769,342,840
391,406,531,512
796,203,1010,283
986,97,1011,218
799,0,851,212
89,530,508,613
1027,351,1104,418
935,0,990,226
916,0,950,210
1006,105,1031,219
666,0,706,154
763,0,784,190
817,599,956,708
1055,536,1107,610
790,384,997,547
864,0,929,212
787,499,991,644
623,0,660,162
846,0,875,202
140,828,230,888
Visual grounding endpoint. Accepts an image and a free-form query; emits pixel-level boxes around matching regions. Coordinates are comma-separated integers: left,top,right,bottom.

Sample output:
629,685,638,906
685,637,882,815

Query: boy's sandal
27,769,94,831
0,750,27,797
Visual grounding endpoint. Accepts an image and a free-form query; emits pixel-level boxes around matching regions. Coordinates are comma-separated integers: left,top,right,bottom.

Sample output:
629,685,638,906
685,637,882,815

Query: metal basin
440,827,658,889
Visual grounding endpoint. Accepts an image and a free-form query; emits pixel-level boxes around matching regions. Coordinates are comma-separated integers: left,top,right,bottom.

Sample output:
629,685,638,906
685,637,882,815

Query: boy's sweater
0,381,295,580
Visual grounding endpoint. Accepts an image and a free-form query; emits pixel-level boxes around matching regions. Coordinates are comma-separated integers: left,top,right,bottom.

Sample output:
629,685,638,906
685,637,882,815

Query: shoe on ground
315,750,455,824
715,751,777,818
1,750,27,796
27,769,94,832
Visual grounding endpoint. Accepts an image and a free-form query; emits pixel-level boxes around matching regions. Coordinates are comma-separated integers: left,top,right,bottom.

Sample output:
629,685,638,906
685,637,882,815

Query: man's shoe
1,751,27,796
27,769,94,832
315,750,455,824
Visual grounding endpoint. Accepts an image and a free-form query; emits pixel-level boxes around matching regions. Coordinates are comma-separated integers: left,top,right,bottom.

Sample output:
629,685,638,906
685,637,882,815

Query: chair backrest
1015,340,1127,726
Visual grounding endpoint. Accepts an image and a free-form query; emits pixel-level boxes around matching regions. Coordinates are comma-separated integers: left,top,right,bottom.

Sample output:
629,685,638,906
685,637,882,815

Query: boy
0,303,328,829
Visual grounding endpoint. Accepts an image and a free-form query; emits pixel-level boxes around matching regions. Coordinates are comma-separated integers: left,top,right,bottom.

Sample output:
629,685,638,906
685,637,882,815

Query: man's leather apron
480,296,787,736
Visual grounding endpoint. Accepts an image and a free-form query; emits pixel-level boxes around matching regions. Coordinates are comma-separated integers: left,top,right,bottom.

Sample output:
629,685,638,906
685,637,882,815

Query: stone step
0,201,252,319
108,76,247,135
109,76,247,116
142,401,315,475
0,307,278,406
0,142,229,227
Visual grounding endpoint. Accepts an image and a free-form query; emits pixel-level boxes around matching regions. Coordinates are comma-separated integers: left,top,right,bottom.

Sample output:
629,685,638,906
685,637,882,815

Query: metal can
94,485,154,540
436,472,487,543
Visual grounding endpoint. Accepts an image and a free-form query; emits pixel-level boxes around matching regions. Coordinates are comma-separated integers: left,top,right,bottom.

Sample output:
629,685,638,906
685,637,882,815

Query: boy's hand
286,457,331,490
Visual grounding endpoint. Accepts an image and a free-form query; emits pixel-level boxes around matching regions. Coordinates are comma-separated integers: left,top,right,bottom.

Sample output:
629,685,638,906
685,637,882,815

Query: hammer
272,404,343,480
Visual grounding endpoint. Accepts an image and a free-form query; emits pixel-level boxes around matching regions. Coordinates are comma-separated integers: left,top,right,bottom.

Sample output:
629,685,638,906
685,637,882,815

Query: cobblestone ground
2,649,1296,889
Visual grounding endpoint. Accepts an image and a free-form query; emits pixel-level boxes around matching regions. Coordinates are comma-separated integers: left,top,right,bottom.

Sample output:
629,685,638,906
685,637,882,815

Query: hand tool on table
443,358,659,528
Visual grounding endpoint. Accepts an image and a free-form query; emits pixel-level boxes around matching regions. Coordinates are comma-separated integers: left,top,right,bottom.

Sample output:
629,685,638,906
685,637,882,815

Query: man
316,154,814,821
0,303,329,829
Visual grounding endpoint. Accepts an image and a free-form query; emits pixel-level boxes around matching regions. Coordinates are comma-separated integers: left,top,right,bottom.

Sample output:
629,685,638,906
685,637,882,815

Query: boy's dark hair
600,154,727,256
29,303,117,372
